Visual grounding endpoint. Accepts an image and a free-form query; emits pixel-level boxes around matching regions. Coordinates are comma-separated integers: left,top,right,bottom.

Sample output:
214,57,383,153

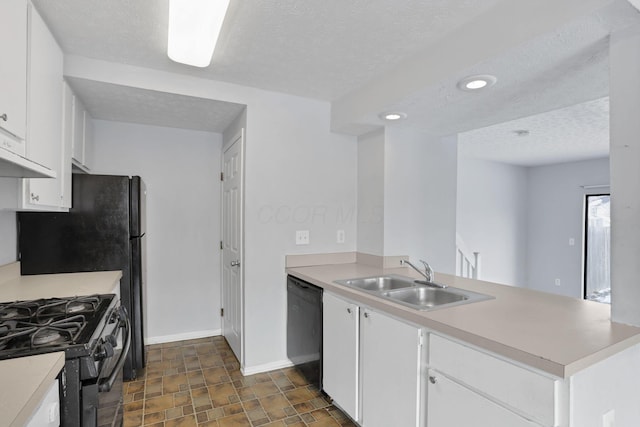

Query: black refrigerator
17,174,146,381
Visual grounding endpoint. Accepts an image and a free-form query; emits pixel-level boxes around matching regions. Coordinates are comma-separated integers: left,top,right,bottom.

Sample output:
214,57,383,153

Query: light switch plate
296,230,309,245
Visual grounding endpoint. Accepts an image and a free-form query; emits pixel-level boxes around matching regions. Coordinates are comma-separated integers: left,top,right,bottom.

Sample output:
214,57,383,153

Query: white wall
0,210,16,265
457,156,528,286
0,177,19,265
526,158,609,297
610,31,640,326
357,129,385,256
383,129,457,274
65,57,358,372
243,96,357,371
92,120,223,342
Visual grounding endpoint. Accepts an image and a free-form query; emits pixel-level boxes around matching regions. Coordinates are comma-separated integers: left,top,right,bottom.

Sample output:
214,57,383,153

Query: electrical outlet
602,409,615,427
295,230,309,245
555,279,561,287
337,229,345,244
569,238,575,246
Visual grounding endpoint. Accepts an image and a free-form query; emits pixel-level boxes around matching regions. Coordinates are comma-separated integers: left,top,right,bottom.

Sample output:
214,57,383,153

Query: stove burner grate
0,301,40,321
0,294,113,358
35,296,100,318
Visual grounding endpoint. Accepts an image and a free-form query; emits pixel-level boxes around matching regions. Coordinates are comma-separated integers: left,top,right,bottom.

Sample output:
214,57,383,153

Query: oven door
83,306,131,427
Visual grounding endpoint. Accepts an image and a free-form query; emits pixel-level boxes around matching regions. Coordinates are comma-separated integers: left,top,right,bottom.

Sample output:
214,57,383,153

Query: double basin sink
334,274,493,311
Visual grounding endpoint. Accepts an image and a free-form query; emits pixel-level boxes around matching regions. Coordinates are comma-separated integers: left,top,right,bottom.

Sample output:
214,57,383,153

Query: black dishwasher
287,275,323,389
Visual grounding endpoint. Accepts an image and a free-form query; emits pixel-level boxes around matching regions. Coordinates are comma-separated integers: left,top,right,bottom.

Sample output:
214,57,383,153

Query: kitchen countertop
0,352,65,427
0,262,122,301
0,262,123,425
287,262,640,378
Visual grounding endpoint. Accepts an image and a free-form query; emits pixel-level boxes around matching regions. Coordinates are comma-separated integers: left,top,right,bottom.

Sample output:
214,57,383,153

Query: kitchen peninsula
286,253,640,427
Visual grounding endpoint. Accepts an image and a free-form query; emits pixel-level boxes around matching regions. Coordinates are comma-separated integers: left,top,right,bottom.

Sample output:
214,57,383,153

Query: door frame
220,128,245,367
582,192,610,300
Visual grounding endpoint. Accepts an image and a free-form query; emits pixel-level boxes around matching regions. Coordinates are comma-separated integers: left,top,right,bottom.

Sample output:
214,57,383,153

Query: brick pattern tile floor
123,336,357,426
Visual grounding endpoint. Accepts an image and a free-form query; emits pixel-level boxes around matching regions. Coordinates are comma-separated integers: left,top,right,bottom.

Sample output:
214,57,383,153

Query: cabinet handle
429,375,437,384
30,193,39,202
0,113,7,122
230,260,240,267
363,312,369,318
346,308,351,314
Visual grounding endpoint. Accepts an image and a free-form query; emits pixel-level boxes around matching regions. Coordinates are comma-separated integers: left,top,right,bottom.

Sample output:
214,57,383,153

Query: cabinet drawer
429,334,560,426
0,131,26,157
427,369,540,427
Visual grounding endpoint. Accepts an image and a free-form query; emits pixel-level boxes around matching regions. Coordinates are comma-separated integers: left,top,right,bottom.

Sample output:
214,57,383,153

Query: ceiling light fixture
457,74,497,92
167,0,230,68
379,112,408,121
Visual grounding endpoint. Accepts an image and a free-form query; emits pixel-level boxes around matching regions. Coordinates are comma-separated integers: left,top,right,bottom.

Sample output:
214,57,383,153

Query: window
584,194,610,303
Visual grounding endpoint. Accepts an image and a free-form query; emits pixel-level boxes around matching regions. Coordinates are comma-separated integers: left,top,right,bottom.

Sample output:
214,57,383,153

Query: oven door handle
99,306,131,393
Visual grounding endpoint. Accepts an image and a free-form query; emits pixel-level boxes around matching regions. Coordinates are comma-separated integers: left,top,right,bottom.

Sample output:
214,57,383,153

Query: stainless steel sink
334,274,493,311
382,287,466,308
383,285,493,311
334,274,416,292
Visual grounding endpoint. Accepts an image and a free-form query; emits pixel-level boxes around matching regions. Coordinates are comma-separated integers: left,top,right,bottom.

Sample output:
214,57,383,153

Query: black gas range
0,294,130,427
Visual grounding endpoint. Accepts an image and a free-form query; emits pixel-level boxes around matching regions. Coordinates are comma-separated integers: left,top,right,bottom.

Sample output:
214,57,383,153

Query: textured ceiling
30,0,640,165
33,0,503,101
66,78,246,133
458,97,610,167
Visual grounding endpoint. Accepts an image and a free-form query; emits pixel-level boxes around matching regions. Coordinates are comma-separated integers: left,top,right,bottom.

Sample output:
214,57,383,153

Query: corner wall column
609,29,640,326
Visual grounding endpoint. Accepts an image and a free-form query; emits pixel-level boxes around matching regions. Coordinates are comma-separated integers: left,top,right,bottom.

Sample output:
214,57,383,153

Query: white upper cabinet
60,81,73,208
0,0,28,141
0,0,54,179
19,2,66,210
71,94,94,172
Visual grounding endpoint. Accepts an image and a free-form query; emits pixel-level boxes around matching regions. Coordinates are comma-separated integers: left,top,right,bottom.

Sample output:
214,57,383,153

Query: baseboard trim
146,329,221,345
241,359,294,376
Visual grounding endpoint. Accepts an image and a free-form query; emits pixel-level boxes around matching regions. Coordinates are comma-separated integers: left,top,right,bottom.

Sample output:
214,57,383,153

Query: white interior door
222,130,244,362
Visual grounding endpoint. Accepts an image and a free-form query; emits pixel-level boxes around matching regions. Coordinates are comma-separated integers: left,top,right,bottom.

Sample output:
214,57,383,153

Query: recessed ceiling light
379,112,407,121
457,75,497,92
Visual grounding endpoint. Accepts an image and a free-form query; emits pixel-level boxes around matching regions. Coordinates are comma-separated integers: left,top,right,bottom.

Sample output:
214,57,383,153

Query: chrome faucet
402,259,446,288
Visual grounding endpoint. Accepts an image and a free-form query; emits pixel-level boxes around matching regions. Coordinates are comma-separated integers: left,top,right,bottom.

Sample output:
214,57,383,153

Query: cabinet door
82,111,94,171
72,96,85,164
360,308,422,427
0,0,28,140
322,293,359,421
60,81,73,208
22,3,64,208
427,369,541,427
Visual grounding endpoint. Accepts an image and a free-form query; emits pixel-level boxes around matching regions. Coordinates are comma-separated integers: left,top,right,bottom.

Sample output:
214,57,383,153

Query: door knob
230,260,240,267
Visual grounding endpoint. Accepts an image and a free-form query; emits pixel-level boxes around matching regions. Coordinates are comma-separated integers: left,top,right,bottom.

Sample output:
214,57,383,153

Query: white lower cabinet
427,369,540,427
323,293,359,421
360,306,423,427
26,379,59,427
322,292,423,427
428,333,564,427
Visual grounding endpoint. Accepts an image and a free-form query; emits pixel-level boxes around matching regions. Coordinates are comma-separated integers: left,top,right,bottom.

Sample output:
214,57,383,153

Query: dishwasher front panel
286,275,323,388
